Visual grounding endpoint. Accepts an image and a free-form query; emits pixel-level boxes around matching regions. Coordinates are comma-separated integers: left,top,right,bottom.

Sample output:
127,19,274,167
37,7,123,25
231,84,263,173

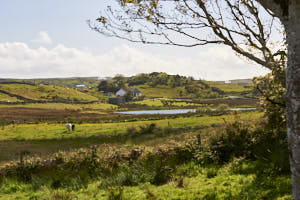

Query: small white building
75,84,88,89
226,79,253,85
116,88,127,97
116,88,142,97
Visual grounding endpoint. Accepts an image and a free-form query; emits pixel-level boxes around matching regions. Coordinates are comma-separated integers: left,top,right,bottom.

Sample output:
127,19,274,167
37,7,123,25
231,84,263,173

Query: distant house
226,79,253,85
116,88,142,97
75,84,88,89
116,88,127,97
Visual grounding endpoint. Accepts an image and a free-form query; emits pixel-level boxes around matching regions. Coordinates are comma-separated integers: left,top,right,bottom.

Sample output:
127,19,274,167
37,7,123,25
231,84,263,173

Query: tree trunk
286,1,300,199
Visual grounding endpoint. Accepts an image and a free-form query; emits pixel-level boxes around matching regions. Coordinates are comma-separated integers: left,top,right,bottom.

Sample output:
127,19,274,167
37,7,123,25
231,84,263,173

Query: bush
194,117,289,174
206,120,252,163
216,104,230,111
139,123,160,135
107,187,124,200
50,190,74,200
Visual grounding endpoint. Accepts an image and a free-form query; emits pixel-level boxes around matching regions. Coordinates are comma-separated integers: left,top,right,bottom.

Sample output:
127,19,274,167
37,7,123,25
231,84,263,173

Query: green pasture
0,84,99,101
0,93,21,102
0,77,100,88
132,98,201,107
205,81,253,93
0,112,262,141
136,85,185,98
0,102,117,111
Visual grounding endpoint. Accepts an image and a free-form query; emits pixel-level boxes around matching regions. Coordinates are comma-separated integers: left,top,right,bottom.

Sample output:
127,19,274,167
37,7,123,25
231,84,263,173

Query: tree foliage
98,74,127,93
89,0,283,70
254,50,286,132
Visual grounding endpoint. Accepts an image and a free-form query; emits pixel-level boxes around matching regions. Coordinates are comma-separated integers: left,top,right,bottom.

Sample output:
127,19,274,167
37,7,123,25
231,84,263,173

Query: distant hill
0,74,256,102
0,77,100,88
0,83,99,102
98,72,227,99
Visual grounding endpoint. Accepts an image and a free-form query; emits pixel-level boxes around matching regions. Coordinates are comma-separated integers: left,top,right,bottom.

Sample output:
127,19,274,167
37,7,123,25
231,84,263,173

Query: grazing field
0,93,21,102
132,98,201,107
0,102,117,110
0,110,291,200
0,83,99,101
0,111,262,165
0,77,100,88
205,81,253,93
0,111,262,141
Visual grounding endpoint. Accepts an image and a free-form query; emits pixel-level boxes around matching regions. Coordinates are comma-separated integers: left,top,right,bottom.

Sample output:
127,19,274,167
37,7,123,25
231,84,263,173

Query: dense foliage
253,51,286,133
98,72,226,98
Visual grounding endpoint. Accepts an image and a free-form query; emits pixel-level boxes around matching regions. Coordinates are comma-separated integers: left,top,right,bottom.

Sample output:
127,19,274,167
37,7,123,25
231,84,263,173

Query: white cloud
31,32,52,45
0,42,269,80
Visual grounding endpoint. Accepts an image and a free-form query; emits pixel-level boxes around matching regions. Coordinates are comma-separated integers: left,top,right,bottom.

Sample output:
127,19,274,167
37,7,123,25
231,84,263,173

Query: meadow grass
132,98,201,107
0,111,262,165
0,84,99,101
0,160,291,200
0,111,291,200
0,102,117,110
0,112,262,141
205,81,253,93
0,93,21,102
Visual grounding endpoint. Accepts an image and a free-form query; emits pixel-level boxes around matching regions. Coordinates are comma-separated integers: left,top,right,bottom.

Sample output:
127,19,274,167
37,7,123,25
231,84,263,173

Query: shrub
144,151,175,185
107,187,124,200
206,120,253,164
126,126,138,136
50,190,74,200
216,103,230,111
139,123,158,135
194,116,289,174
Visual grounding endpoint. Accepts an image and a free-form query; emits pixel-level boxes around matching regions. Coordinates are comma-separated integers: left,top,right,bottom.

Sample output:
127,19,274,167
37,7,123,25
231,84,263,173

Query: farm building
226,79,253,85
75,84,88,89
116,88,142,97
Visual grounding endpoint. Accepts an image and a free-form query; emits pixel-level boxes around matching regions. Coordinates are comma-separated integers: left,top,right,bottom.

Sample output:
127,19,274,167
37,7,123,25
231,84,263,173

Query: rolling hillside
0,92,21,102
204,80,253,93
0,77,100,88
0,83,99,102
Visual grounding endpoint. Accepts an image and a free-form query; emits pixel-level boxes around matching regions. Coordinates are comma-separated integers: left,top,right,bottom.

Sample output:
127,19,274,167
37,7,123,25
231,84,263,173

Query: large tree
89,0,300,198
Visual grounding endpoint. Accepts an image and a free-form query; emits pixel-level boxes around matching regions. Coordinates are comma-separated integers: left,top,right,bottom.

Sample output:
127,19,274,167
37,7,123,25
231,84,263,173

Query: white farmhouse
116,88,127,97
75,84,88,89
116,88,142,97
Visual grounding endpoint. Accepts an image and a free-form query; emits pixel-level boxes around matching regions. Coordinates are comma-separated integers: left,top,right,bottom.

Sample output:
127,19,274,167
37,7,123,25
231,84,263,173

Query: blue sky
0,0,270,80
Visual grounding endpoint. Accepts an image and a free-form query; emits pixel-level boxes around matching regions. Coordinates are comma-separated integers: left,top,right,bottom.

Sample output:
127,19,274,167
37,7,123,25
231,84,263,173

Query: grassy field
0,111,262,165
132,98,201,107
0,93,21,102
0,160,291,200
0,112,262,141
0,84,99,101
205,81,253,93
0,112,291,200
0,102,117,110
135,85,185,98
0,77,100,88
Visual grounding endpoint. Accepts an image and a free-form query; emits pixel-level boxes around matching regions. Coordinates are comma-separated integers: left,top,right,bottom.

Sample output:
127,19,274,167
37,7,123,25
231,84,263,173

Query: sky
0,0,270,81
